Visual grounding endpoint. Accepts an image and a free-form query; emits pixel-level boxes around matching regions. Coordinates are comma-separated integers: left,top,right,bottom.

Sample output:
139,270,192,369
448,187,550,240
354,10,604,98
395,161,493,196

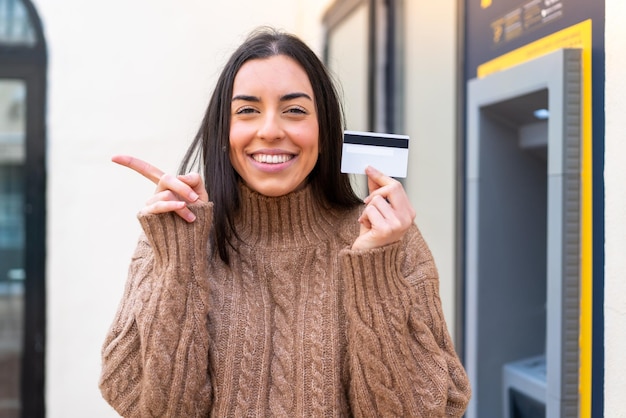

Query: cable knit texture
99,184,471,417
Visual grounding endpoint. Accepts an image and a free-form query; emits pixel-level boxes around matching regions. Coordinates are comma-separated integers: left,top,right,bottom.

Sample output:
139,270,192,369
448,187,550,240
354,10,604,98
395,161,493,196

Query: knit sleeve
99,202,214,417
340,224,471,417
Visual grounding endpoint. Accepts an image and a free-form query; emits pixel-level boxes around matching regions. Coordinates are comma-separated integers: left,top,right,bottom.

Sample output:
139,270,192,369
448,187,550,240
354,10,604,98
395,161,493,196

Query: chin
249,180,306,197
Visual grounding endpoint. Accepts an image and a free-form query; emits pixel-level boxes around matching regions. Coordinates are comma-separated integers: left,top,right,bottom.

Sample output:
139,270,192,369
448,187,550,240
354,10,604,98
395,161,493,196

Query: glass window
326,2,370,132
324,0,405,195
0,1,46,416
0,0,37,46
0,78,25,418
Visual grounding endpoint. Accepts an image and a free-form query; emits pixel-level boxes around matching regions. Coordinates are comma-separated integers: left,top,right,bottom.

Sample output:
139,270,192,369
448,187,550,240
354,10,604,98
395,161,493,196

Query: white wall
29,0,626,414
33,1,331,416
27,0,536,414
604,0,626,413
403,1,458,336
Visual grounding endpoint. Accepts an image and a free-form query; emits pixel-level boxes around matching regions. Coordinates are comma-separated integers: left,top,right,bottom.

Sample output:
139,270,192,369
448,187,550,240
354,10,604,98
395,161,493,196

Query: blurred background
0,0,624,417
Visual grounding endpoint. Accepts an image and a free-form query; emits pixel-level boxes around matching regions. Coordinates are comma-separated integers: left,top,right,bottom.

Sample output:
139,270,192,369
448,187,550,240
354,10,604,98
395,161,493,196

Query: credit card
340,130,410,178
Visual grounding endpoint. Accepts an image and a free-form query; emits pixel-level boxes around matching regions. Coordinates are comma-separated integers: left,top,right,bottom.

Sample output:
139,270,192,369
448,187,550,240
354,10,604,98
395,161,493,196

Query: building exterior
0,0,623,416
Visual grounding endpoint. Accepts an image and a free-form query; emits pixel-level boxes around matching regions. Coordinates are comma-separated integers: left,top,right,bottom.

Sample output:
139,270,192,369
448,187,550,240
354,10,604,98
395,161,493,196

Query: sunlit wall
34,1,332,416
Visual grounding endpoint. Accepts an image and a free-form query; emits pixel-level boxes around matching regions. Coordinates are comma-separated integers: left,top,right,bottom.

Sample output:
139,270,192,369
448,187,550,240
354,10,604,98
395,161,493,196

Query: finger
141,200,186,215
144,189,198,222
365,166,394,190
364,170,413,217
364,166,400,201
111,155,165,185
358,207,372,230
365,190,416,232
141,201,197,222
359,204,392,236
366,197,408,237
364,175,402,205
365,195,396,220
156,173,200,203
145,190,180,206
177,173,208,201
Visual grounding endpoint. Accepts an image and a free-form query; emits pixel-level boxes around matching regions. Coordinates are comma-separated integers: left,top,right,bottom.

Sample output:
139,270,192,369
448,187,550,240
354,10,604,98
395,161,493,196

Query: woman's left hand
351,166,416,251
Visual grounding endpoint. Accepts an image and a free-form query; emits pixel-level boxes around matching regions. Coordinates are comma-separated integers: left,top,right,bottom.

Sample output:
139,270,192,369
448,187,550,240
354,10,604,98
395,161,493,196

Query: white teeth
252,154,293,164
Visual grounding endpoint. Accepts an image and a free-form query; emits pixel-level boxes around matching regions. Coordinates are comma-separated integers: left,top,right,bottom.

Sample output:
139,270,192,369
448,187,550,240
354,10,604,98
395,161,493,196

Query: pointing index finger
111,155,165,185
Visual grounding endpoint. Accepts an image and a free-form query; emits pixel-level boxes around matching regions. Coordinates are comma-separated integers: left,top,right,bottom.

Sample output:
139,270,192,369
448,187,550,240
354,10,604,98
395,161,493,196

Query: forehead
233,55,314,95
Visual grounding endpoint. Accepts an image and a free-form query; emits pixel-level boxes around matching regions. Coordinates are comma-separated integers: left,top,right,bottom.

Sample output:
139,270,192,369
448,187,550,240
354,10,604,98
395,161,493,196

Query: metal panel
465,48,581,418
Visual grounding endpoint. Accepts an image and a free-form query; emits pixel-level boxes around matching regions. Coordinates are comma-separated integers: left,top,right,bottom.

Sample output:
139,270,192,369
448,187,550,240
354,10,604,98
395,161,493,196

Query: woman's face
229,55,319,197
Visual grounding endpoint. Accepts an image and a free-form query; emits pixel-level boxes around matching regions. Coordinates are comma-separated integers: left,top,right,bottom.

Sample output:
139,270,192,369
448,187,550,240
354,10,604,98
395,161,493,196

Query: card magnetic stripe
343,133,409,149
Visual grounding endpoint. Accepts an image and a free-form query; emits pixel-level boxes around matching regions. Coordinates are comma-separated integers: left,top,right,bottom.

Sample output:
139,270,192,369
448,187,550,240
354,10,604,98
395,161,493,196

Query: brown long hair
179,27,361,264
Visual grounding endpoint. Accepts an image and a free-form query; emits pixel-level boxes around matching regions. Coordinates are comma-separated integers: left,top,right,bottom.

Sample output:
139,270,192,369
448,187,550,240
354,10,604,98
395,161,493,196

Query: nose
257,112,284,142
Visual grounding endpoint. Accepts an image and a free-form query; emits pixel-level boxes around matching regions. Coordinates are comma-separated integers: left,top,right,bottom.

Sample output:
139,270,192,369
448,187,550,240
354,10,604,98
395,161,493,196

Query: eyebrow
231,92,313,102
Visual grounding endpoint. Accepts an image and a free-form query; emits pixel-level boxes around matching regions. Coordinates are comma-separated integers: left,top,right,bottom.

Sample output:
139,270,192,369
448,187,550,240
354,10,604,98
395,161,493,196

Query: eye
285,106,307,115
234,106,258,115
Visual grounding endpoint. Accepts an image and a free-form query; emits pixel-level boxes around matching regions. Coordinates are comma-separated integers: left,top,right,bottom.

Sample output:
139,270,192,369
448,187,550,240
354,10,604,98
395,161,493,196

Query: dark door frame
0,1,47,416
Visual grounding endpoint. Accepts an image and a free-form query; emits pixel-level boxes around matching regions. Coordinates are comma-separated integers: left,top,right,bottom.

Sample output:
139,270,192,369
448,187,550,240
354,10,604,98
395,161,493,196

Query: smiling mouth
251,154,294,164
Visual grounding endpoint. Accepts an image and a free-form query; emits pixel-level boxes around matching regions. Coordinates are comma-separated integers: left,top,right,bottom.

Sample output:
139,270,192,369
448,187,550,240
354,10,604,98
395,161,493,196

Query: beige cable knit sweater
99,184,470,417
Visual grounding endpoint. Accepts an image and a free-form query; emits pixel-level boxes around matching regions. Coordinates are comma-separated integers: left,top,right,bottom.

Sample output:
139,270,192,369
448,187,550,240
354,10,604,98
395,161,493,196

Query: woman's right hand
112,155,208,222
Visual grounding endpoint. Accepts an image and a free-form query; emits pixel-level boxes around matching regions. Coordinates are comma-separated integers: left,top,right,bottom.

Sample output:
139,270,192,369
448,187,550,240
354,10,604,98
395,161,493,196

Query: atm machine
464,49,582,418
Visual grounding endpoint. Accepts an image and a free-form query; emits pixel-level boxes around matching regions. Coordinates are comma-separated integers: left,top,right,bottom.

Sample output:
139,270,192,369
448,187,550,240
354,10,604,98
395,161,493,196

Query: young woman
99,28,470,417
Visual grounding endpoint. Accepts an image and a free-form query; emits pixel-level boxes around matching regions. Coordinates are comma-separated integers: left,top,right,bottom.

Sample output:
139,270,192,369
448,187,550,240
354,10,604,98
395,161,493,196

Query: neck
234,183,342,248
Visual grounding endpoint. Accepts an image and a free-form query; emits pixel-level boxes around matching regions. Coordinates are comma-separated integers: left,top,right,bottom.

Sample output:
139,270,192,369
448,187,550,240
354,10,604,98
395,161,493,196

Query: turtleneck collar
233,182,351,248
